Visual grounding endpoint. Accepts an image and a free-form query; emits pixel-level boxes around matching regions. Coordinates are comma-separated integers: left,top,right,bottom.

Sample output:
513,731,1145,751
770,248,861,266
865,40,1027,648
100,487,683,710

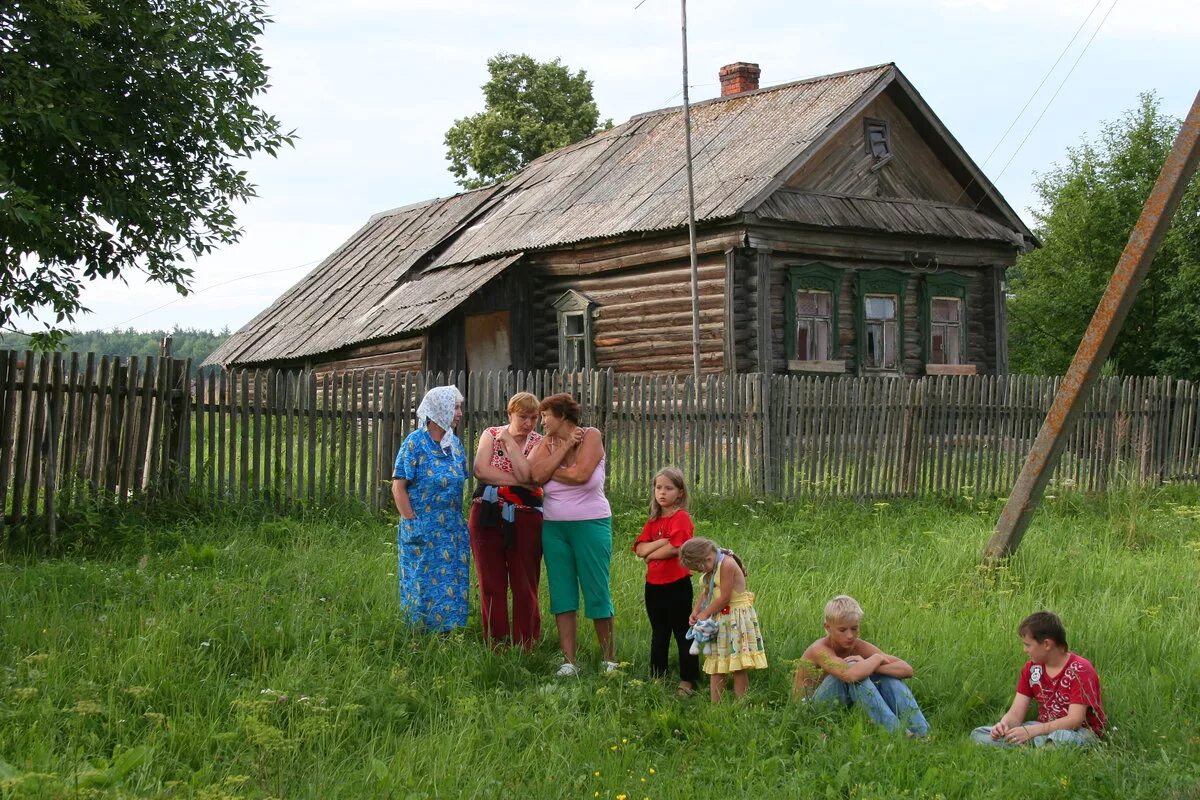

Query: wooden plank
239,369,250,502
252,370,263,498
115,356,138,502
0,352,17,543
45,355,65,544
59,352,80,512
76,353,97,492
358,371,370,505
307,370,319,505
131,356,155,495
284,370,296,506
27,354,50,522
217,370,228,501
193,371,206,496
340,373,351,498
262,369,275,505
10,352,36,526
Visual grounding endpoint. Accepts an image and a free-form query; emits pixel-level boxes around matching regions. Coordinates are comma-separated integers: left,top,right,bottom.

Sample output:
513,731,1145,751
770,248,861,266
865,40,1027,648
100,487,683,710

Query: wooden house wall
425,268,534,376
766,252,1002,375
728,248,756,373
309,336,425,377
785,89,972,207
531,254,731,374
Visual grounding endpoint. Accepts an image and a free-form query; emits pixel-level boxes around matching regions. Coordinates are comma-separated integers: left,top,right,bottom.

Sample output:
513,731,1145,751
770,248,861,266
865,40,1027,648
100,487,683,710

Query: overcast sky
23,0,1199,335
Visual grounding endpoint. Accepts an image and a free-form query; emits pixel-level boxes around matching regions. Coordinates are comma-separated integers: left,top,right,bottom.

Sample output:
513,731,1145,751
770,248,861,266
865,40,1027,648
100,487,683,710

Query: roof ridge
367,185,494,223
628,62,894,122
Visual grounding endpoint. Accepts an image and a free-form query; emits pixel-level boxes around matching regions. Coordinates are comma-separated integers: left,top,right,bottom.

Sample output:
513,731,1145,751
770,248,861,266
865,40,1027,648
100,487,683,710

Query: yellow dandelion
617,795,628,800
649,768,656,775
610,745,619,751
594,771,600,777
621,737,628,744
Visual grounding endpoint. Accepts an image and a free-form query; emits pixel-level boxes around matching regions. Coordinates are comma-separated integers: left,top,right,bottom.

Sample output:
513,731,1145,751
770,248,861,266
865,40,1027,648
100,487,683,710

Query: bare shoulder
801,638,831,661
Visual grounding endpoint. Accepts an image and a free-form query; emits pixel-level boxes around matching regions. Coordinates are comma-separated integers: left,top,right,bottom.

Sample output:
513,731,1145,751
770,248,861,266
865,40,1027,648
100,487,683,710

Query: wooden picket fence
3,348,1200,543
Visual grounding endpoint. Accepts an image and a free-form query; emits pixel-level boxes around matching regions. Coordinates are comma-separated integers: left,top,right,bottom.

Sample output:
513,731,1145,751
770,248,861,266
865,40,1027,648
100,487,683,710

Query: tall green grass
2,487,1199,798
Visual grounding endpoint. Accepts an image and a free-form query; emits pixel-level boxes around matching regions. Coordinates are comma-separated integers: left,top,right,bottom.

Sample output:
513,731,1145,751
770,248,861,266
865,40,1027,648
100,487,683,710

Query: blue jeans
812,674,929,736
971,722,1098,747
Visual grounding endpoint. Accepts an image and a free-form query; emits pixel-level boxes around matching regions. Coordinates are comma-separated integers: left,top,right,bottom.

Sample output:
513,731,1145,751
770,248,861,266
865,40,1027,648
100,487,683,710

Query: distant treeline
0,327,229,375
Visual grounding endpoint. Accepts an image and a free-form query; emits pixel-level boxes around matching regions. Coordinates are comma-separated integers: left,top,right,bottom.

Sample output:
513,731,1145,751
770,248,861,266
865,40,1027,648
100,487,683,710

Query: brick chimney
719,62,761,96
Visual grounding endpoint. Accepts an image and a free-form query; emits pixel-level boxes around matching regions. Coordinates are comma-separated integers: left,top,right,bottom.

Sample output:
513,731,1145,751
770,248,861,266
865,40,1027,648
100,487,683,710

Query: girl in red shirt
632,467,700,696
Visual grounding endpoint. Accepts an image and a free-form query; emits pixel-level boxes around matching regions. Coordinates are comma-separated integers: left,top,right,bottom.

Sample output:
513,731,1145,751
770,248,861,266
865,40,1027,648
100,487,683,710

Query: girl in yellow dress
680,537,767,702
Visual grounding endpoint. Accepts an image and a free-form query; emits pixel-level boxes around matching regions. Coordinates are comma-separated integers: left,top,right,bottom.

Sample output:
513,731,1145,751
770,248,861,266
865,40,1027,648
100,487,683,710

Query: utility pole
680,0,702,387
983,91,1200,564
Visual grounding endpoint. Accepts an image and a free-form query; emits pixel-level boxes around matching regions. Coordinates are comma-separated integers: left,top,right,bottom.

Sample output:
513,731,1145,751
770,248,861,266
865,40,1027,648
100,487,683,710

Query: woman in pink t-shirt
528,392,615,677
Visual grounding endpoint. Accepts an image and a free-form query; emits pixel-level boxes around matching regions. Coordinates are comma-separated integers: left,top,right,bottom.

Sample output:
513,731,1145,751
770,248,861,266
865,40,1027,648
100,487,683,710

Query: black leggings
644,577,700,684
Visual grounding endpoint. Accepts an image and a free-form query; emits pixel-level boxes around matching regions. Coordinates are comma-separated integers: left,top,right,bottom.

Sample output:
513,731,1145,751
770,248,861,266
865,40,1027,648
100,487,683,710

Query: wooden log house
206,62,1034,378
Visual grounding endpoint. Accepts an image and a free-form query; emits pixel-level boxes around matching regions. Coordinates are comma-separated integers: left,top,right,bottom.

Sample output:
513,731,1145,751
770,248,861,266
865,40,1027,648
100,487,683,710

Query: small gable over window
552,290,597,371
864,118,891,163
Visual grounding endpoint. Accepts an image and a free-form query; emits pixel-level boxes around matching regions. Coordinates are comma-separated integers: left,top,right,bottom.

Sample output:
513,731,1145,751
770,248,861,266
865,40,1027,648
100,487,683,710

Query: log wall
532,254,732,374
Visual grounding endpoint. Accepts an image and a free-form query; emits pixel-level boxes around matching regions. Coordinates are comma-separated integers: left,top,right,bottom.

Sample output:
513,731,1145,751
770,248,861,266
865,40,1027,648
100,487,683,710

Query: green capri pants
542,517,614,619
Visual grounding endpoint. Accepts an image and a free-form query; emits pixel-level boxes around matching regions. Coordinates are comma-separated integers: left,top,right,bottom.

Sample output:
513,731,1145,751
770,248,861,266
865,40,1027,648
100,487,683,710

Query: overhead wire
951,0,1107,207
108,259,319,328
984,0,1121,193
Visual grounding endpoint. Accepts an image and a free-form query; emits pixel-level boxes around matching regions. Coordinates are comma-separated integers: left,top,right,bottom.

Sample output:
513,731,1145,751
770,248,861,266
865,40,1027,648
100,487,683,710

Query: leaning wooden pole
983,90,1200,565
680,0,702,387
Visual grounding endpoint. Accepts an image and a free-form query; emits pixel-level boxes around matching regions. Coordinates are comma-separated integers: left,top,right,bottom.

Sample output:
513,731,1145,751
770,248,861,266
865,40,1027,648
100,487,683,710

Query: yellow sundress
702,553,768,674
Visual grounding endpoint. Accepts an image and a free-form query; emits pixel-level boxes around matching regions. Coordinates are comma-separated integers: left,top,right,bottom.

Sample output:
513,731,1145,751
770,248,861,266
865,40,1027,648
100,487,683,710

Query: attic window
864,118,891,162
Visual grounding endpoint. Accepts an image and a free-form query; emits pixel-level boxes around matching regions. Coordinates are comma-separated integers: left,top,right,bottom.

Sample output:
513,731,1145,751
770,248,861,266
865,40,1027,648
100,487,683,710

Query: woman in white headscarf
391,385,469,631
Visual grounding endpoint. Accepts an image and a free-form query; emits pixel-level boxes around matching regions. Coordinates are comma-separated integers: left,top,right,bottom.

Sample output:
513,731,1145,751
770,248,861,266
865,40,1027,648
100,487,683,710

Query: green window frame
784,263,843,362
854,268,908,374
919,272,972,366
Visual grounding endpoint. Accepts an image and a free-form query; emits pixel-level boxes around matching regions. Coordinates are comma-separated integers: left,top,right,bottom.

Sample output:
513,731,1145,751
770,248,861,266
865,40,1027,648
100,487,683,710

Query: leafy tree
0,0,292,349
1008,93,1200,379
444,53,611,189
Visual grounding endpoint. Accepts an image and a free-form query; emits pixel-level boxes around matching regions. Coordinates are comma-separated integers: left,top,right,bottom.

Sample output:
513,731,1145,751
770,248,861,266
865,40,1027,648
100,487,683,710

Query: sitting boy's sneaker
555,662,580,678
603,661,621,673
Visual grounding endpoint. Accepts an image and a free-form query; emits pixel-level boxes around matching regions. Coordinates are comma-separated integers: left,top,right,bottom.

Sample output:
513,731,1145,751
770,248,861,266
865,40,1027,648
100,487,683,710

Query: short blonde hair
824,595,863,624
507,392,539,415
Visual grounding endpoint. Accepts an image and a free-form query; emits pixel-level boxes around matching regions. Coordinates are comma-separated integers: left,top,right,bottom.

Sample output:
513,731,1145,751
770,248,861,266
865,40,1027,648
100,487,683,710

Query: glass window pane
883,321,898,369
814,319,830,360
866,295,896,320
931,327,946,364
796,290,831,318
932,298,960,323
564,313,584,336
866,322,882,367
796,322,810,360
946,325,961,365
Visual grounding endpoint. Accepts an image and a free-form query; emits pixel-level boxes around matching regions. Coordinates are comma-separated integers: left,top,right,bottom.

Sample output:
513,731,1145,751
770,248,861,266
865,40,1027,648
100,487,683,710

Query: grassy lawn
2,487,1199,799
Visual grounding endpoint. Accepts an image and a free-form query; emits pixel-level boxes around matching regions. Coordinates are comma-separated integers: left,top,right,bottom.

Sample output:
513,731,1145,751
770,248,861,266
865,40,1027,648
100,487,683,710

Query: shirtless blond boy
794,595,928,736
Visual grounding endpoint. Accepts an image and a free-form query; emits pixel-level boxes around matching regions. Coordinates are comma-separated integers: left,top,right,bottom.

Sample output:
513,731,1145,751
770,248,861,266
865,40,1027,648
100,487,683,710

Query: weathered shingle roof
757,189,1024,246
208,62,1030,367
205,187,502,366
428,64,894,268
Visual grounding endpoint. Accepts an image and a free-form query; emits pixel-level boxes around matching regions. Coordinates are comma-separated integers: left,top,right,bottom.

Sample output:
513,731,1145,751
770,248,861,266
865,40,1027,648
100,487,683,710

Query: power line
109,259,319,328
952,0,1107,207
986,0,1120,191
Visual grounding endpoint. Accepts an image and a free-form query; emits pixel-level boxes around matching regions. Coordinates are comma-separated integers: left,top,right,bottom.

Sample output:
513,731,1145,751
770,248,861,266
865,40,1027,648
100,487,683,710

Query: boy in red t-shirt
633,467,699,695
972,611,1106,747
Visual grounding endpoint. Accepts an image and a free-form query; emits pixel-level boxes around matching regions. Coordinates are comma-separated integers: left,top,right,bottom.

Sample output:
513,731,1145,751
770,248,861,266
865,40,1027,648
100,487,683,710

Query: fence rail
2,348,1199,541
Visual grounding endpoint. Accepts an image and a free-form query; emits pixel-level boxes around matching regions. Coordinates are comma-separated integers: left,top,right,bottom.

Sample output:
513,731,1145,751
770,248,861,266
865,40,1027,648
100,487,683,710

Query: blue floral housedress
394,428,469,631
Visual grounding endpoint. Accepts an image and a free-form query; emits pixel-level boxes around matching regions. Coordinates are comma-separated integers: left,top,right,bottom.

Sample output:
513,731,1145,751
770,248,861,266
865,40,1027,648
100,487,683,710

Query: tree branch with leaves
0,0,293,349
444,53,611,190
